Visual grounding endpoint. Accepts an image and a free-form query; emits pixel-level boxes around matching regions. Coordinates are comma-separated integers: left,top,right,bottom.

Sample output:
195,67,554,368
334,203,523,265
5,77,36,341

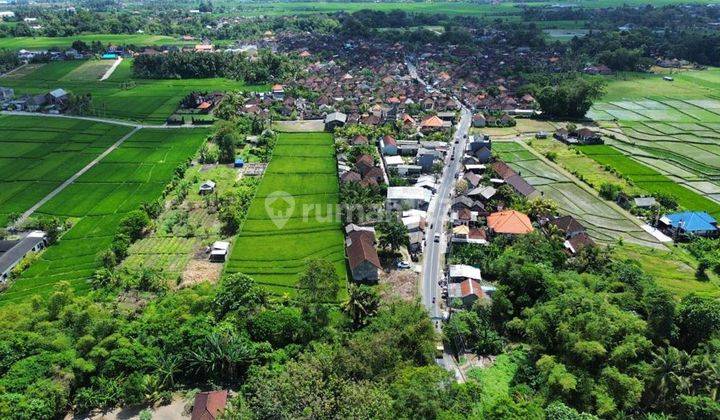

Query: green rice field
0,34,191,50
581,145,720,218
0,115,132,226
493,141,662,248
0,127,209,304
1,59,267,124
588,68,720,207
224,132,347,296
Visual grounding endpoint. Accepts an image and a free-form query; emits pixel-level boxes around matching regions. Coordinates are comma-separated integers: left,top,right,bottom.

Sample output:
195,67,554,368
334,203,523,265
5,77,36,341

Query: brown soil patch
379,269,418,301
178,259,223,288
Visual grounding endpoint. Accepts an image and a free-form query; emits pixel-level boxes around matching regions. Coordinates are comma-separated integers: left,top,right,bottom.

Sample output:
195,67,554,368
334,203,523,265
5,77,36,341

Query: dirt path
99,57,122,81
14,126,140,227
0,63,27,78
0,110,203,129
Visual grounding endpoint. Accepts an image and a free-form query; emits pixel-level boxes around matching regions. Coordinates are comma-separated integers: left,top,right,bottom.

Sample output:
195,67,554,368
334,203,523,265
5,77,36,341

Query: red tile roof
488,210,534,234
191,391,228,420
346,230,381,270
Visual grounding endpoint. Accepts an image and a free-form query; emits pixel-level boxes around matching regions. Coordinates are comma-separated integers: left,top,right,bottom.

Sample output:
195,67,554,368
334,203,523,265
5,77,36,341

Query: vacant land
493,141,661,248
225,132,346,296
581,145,720,218
0,115,132,226
0,128,209,304
1,59,267,124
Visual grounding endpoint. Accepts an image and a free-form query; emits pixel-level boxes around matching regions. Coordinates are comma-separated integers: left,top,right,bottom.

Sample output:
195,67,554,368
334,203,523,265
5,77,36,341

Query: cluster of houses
554,126,603,145
0,87,69,113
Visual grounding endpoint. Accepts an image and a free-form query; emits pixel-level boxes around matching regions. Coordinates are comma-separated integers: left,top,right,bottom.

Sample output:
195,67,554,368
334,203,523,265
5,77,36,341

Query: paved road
13,126,141,227
0,110,205,129
406,57,472,321
421,108,471,320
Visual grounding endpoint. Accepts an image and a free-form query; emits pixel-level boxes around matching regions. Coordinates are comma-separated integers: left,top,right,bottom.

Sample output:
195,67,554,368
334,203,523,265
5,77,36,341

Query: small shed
209,241,230,262
199,180,216,195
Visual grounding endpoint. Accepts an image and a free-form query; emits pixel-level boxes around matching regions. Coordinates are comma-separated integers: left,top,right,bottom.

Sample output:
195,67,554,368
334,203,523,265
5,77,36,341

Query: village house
345,225,381,282
191,390,228,420
0,231,47,282
324,112,347,131
448,264,482,283
487,210,534,235
491,161,539,199
660,211,718,238
199,180,216,195
448,279,488,308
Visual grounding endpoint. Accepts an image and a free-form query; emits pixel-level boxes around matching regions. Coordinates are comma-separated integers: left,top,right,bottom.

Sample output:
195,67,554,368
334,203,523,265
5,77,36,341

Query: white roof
387,186,432,203
449,264,482,280
402,215,423,229
414,179,437,190
212,241,230,251
403,209,427,219
384,155,404,166
464,164,486,171
200,180,216,189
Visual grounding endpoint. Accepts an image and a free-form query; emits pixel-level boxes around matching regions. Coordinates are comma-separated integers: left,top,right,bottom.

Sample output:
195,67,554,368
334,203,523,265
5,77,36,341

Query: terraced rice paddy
581,145,720,218
588,68,720,207
493,141,661,248
1,60,267,124
225,132,346,296
0,115,132,226
0,128,209,304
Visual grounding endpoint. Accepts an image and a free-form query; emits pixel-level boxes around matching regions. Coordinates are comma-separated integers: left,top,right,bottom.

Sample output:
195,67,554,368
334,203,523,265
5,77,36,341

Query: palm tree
344,284,380,329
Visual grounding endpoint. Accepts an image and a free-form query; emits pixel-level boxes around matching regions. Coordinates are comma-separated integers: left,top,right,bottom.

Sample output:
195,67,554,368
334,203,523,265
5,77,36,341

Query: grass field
1,59,268,124
0,115,132,226
616,243,720,299
493,141,661,248
0,128,209,304
581,145,720,218
224,132,347,296
0,34,192,50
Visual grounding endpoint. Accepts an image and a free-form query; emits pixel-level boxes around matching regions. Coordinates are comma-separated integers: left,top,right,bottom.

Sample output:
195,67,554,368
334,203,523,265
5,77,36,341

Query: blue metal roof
664,211,717,233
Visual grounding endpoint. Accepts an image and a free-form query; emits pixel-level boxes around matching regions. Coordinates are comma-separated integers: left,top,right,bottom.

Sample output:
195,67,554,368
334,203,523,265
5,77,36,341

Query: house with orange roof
420,115,448,133
487,210,534,235
448,279,487,308
271,84,285,100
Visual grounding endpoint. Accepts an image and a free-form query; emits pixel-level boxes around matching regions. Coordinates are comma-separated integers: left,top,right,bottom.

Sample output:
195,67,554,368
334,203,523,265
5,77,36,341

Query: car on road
397,261,412,269
434,233,441,242
450,155,454,161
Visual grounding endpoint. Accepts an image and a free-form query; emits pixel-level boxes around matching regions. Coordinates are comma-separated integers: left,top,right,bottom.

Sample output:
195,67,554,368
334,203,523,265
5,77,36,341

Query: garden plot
0,115,132,227
493,142,661,248
225,132,346,296
0,128,208,304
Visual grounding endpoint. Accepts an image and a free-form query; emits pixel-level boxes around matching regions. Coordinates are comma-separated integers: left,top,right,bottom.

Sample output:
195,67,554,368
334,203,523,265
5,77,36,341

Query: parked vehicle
397,261,411,269
434,233,441,242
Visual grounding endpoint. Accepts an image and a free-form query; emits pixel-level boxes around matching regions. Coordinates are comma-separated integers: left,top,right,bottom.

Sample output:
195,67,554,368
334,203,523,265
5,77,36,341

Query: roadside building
386,187,432,212
448,279,487,308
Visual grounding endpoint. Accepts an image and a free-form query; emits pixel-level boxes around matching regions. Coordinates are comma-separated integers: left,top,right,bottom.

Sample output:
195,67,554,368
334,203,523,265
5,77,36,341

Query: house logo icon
265,191,295,229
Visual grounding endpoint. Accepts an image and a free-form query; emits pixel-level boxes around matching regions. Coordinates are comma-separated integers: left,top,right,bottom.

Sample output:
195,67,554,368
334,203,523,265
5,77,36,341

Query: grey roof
0,235,45,275
324,112,347,124
634,197,657,208
49,88,67,98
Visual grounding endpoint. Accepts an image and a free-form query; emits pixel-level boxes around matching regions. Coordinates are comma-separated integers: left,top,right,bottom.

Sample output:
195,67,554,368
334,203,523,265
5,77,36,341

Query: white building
386,187,432,212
